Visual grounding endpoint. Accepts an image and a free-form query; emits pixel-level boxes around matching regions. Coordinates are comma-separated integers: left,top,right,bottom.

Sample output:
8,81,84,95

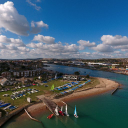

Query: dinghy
74,105,78,118
47,114,54,119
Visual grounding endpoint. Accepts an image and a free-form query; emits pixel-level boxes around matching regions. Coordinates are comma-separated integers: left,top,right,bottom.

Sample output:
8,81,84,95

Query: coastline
26,77,119,117
0,77,120,127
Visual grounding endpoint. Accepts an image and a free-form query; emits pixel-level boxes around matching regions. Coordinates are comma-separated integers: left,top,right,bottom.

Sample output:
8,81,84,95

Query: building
0,78,12,86
1,72,11,79
13,69,42,77
63,75,80,81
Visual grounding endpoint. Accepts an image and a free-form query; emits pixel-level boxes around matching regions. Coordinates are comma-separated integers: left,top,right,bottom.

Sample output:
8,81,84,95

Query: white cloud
27,42,38,48
1,34,128,59
0,43,6,49
0,1,48,36
26,0,41,10
31,21,48,34
27,41,78,53
0,35,25,47
18,47,30,52
33,34,55,44
77,40,96,47
101,35,128,46
114,45,128,50
6,44,18,50
0,1,30,36
35,21,48,28
92,44,113,52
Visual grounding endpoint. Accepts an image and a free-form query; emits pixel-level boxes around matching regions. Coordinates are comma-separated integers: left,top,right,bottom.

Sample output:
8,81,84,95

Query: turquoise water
3,64,128,128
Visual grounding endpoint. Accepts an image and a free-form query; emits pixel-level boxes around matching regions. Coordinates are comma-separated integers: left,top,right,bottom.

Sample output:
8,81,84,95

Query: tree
74,71,80,75
86,74,90,78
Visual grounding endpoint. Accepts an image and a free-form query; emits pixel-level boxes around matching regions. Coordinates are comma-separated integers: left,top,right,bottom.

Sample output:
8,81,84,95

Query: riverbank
26,77,119,116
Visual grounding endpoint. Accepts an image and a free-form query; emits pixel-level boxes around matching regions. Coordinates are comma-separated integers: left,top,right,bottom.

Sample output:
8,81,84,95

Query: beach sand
26,77,119,117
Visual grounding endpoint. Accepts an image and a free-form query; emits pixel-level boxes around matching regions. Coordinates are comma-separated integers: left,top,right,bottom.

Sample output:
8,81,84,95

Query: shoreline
0,77,120,127
26,77,120,117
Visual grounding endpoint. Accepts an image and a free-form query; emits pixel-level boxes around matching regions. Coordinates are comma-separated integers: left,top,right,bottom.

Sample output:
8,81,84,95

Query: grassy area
83,77,100,88
0,79,69,107
74,78,100,91
0,78,100,113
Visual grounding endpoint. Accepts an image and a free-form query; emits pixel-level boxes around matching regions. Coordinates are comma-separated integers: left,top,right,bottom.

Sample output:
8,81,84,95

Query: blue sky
0,0,128,59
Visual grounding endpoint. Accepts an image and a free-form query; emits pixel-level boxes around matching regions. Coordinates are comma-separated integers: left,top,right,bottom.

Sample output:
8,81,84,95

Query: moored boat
47,114,54,119
59,111,64,116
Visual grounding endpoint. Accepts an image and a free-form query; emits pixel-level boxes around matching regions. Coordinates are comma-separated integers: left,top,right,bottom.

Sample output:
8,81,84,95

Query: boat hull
74,114,78,118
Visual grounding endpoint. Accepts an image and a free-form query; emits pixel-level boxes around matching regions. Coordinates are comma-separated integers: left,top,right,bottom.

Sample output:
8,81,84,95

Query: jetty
111,85,121,95
37,96,58,115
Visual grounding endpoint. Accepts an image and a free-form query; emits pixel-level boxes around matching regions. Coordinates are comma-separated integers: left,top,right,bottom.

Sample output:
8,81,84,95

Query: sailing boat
74,105,78,118
59,106,64,116
61,106,63,111
65,104,69,116
61,101,69,116
55,106,59,116
51,84,54,91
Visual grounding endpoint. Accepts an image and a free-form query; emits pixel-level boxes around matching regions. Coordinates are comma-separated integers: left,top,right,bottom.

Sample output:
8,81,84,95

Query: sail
55,106,59,116
61,106,63,111
74,105,77,116
51,84,54,90
65,104,69,116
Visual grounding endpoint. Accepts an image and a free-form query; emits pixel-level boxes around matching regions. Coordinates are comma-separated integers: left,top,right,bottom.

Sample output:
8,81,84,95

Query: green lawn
82,77,100,88
0,79,69,107
0,78,99,113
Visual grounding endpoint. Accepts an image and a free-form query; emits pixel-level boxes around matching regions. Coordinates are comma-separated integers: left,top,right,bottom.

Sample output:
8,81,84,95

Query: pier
111,85,121,95
37,96,58,115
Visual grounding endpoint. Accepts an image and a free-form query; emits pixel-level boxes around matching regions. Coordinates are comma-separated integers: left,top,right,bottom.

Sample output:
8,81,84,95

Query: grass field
0,77,100,113
0,79,69,107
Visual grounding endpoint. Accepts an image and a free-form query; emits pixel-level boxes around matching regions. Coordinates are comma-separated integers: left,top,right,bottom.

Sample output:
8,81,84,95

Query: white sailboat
74,105,78,118
61,106,63,111
61,101,69,116
55,106,59,116
65,104,69,116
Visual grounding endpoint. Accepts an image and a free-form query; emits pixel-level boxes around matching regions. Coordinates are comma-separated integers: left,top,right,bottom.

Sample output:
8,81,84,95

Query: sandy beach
26,77,119,117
